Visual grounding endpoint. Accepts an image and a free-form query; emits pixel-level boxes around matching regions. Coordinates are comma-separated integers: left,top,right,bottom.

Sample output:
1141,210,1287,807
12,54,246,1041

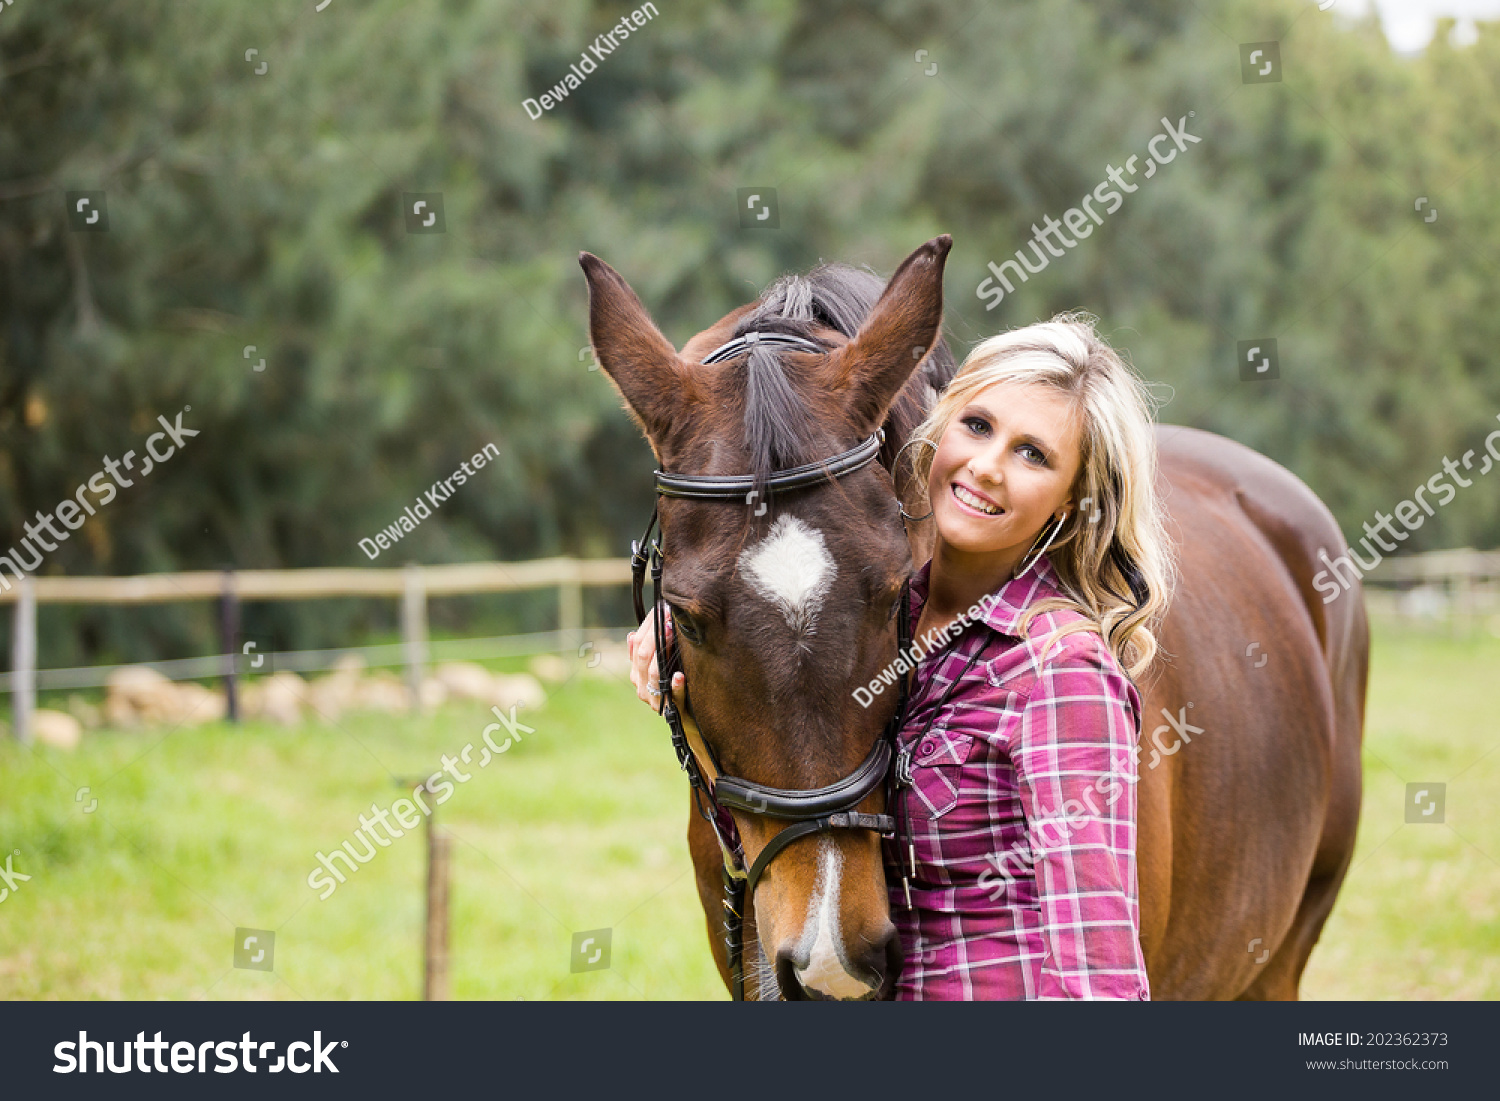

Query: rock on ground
32,708,83,750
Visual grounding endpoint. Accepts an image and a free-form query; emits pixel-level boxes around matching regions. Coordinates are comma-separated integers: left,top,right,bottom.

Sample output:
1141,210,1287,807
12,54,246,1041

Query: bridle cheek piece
628,334,913,1000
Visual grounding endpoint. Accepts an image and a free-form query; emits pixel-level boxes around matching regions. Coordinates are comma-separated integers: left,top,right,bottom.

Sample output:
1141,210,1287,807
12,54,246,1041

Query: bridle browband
698,330,825,364
629,331,913,1001
655,432,884,500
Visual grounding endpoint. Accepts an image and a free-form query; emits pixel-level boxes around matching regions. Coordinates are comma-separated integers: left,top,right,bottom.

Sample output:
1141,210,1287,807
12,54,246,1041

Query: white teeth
953,484,1000,515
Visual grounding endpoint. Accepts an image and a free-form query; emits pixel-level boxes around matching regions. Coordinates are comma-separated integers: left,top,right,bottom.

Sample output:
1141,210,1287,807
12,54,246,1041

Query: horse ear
579,252,693,449
826,235,951,433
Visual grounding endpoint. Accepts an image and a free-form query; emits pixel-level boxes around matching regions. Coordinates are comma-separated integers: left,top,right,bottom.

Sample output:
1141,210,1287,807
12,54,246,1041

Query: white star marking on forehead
737,514,837,634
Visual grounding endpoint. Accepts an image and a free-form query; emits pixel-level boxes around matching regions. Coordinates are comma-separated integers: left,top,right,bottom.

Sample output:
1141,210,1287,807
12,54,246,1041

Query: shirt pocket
908,729,977,820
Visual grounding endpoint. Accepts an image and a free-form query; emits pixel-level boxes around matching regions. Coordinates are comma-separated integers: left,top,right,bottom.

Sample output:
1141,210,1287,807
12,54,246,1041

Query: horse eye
670,607,703,645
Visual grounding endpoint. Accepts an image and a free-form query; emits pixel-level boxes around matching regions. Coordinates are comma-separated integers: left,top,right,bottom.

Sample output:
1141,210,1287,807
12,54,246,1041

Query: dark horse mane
730,262,958,497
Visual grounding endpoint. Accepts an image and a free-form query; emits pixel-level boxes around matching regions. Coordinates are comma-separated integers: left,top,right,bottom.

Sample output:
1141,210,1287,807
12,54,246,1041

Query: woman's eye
962,416,989,435
1020,444,1048,465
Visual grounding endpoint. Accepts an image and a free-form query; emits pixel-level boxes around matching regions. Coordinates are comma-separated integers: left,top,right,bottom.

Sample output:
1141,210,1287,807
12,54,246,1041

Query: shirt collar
908,552,1064,640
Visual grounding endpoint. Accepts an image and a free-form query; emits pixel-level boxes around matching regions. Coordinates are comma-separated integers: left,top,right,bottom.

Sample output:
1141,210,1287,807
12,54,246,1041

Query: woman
629,313,1175,1000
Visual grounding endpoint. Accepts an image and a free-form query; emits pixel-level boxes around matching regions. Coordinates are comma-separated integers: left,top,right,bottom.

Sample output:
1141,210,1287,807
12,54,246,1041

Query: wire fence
1362,547,1500,624
4,547,1495,742
2,558,634,742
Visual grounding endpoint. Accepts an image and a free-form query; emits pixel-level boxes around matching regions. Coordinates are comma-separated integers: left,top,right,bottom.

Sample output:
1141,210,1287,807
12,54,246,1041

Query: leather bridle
629,331,913,1000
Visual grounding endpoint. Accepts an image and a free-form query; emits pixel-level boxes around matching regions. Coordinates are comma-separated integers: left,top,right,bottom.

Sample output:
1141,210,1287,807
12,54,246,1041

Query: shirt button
919,739,935,756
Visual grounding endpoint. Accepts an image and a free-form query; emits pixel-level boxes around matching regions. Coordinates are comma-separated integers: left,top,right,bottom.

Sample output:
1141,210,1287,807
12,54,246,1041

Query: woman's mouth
951,483,1003,517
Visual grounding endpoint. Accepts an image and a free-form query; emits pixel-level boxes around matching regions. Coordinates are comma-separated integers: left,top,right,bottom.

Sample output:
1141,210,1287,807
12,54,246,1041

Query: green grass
0,661,723,1001
1299,613,1500,1000
0,614,1495,1000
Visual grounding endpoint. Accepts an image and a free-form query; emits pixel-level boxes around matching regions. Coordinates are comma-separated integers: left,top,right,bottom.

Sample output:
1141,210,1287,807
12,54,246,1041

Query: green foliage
1,0,1497,663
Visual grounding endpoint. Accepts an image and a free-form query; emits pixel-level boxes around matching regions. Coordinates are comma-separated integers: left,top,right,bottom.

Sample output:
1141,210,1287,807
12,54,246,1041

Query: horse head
581,236,953,999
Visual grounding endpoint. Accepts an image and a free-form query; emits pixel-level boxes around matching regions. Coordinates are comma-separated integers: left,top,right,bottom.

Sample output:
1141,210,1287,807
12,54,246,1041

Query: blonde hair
907,313,1175,681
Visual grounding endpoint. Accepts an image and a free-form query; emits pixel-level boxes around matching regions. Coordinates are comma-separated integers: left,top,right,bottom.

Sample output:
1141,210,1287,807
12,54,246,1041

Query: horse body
1136,427,1367,999
585,237,1366,1000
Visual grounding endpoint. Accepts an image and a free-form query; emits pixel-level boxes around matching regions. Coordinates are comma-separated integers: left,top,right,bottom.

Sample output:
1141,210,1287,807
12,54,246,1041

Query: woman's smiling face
927,380,1084,558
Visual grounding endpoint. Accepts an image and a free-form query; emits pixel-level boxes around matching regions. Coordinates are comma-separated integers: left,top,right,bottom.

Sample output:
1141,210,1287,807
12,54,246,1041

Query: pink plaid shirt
885,554,1149,1000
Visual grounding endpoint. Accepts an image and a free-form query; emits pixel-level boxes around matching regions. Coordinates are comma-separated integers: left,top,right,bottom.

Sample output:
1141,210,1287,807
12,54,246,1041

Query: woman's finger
630,609,681,710
630,611,656,705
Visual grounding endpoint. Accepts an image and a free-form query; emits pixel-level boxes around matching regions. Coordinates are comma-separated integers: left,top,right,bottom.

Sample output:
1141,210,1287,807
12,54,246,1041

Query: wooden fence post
220,569,241,723
559,562,583,657
425,824,451,1001
11,574,35,744
1454,554,1475,633
402,565,428,712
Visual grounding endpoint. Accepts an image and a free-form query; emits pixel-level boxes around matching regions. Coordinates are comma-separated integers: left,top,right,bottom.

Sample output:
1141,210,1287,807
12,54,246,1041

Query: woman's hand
626,607,685,710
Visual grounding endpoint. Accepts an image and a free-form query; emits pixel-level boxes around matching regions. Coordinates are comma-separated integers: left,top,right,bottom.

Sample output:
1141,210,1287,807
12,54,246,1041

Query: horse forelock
678,262,955,495
728,265,886,496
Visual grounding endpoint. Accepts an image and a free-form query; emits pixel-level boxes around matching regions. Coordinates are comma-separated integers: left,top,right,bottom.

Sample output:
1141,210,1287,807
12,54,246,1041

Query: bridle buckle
895,745,914,788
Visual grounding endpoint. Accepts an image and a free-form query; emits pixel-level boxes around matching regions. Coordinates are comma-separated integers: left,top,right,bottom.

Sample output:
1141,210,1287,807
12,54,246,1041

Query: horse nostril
775,949,809,1001
776,923,896,1001
858,922,900,999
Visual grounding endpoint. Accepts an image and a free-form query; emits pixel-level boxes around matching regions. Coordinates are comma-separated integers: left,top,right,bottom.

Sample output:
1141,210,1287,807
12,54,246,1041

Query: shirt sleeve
1012,631,1149,1000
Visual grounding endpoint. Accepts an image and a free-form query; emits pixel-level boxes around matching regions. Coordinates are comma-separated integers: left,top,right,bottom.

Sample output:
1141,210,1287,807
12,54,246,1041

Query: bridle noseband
629,332,913,1001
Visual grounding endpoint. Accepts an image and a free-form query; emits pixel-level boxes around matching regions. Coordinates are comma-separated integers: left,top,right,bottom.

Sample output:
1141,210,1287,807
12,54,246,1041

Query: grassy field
0,657,724,1001
1300,613,1500,1000
0,612,1495,1000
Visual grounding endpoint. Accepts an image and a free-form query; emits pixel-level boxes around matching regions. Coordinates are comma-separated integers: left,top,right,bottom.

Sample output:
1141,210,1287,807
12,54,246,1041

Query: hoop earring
1012,511,1067,580
893,437,937,524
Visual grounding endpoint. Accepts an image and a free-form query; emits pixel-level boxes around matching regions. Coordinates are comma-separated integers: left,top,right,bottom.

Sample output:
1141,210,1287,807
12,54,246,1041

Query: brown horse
581,235,1367,1000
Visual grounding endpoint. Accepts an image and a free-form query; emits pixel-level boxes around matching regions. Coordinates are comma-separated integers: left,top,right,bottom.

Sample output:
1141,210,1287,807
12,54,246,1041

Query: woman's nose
967,453,1004,487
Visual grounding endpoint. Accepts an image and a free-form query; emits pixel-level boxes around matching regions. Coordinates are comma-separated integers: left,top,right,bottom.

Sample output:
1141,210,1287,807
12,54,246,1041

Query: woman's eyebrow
1017,432,1055,456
